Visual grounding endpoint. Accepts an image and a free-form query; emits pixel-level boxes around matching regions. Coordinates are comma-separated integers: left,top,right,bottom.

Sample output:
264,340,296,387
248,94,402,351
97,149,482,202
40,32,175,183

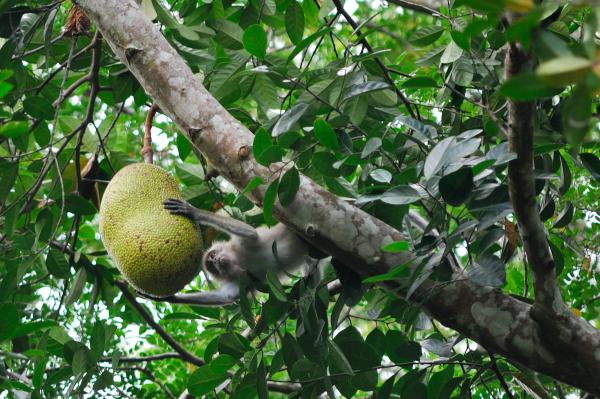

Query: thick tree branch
504,24,565,314
78,1,600,394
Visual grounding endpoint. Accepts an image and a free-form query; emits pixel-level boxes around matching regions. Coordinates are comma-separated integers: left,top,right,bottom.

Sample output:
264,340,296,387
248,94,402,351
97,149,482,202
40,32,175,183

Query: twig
99,353,183,363
489,353,514,399
142,103,159,164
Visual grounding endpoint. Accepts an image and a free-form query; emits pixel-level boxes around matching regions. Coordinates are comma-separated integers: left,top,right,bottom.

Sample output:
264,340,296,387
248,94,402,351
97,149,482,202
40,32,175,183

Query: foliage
0,0,599,398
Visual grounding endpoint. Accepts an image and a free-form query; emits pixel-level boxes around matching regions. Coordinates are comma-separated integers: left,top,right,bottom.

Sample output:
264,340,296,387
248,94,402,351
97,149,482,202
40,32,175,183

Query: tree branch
504,16,565,314
78,1,600,393
99,352,183,363
115,280,205,367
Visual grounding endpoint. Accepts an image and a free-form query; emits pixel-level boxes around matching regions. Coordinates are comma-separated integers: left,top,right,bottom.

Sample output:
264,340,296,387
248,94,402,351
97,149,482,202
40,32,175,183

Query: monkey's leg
164,199,258,239
139,282,240,307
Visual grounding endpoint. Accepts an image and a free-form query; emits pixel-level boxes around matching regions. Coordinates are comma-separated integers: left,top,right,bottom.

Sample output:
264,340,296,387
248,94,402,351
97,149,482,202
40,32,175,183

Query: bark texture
76,0,600,393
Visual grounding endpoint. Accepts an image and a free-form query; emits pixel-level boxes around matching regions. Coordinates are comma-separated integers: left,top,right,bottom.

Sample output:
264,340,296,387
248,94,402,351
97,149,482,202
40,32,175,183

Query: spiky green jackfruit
99,163,202,297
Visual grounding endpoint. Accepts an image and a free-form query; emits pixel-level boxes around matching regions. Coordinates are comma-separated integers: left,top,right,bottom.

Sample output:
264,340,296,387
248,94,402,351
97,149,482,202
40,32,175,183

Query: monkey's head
202,241,243,282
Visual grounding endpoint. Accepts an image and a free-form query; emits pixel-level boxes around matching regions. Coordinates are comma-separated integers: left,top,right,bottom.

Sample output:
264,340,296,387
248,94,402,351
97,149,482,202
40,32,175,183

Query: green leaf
23,96,54,120
361,137,382,158
253,128,284,166
278,166,300,207
64,194,97,215
313,119,338,150
312,151,340,177
210,354,237,373
580,153,600,181
287,27,333,62
272,102,309,136
0,121,29,138
344,81,389,101
64,267,87,306
500,73,561,100
439,168,474,206
409,26,444,47
402,76,438,88
382,241,409,253
188,364,229,396
176,133,192,161
380,186,421,205
218,333,250,359
285,1,305,45
536,56,592,87
328,340,354,376
263,178,279,225
11,320,58,339
243,24,267,58
46,248,70,278
266,270,287,302
0,303,18,341
552,202,574,229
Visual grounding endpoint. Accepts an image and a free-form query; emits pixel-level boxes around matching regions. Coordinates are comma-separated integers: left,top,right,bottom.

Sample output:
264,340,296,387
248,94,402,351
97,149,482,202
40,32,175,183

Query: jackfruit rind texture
99,163,202,297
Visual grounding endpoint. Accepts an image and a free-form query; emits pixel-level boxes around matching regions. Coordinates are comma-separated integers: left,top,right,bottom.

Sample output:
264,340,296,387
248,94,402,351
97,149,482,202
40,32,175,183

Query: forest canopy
0,0,599,398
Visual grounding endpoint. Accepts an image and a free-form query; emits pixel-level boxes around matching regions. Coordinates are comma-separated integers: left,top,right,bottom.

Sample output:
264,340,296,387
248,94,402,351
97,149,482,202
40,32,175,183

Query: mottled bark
76,0,600,393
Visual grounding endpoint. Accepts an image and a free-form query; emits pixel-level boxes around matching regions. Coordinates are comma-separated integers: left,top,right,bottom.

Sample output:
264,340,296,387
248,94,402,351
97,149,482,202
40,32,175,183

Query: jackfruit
99,163,202,297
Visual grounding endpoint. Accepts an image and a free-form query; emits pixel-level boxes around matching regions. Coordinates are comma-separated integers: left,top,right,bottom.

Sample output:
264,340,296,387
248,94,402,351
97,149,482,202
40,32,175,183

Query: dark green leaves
500,73,561,100
0,303,18,341
409,26,444,47
243,24,267,58
64,194,97,215
23,96,54,120
313,119,338,150
253,127,284,166
0,121,29,138
439,168,473,206
285,2,304,45
278,166,300,207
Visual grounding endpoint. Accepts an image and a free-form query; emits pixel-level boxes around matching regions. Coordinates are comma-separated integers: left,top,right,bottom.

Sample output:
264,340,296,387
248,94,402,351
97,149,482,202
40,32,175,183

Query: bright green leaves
285,1,305,45
243,24,267,59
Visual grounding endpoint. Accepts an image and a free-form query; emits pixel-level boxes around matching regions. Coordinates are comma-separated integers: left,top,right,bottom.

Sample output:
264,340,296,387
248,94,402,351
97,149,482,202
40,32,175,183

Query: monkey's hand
163,198,197,221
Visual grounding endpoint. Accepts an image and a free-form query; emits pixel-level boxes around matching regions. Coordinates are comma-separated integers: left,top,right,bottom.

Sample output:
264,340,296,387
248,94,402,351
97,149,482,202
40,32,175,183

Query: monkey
144,200,440,307
158,198,311,306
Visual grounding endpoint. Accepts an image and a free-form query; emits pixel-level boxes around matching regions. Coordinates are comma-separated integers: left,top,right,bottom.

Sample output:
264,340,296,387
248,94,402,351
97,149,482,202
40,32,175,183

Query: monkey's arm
139,281,240,307
164,199,258,240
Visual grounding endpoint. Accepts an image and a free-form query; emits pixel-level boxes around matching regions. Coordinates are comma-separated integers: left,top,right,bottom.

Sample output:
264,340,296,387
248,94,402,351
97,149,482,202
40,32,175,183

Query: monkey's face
202,242,242,282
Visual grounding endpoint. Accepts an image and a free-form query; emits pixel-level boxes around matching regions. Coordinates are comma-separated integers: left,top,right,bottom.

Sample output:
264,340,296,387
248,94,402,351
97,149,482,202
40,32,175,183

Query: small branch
330,0,419,120
489,353,514,399
115,280,205,367
142,103,159,164
504,16,564,313
99,352,183,363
